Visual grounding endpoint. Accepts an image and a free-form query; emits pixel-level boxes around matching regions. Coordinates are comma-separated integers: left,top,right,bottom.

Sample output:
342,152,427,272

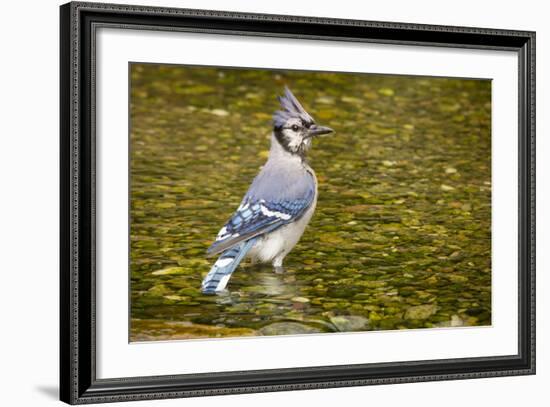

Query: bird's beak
308,124,334,137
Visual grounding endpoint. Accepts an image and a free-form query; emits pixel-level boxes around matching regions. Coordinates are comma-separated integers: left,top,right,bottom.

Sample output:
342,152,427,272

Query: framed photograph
60,1,536,404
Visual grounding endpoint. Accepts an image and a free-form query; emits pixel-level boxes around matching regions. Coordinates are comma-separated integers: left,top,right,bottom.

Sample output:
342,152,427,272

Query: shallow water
129,64,491,341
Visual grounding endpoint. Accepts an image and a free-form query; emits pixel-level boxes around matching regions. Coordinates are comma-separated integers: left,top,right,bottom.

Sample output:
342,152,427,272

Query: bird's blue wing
207,188,315,256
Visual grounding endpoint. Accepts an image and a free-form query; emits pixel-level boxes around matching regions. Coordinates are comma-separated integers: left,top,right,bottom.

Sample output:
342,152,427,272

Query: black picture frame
60,1,536,404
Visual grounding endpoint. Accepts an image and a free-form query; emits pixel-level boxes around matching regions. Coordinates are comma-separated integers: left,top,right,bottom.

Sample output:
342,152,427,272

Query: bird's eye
291,124,299,132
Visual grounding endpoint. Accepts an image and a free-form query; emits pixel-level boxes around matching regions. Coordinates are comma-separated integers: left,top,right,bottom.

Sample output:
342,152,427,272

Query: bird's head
272,87,333,157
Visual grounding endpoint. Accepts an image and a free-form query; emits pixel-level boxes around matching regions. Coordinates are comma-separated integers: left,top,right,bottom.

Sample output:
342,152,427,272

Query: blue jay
201,87,333,294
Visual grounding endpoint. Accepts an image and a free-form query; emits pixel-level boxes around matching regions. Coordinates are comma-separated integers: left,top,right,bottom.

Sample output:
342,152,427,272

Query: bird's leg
274,266,285,274
272,254,286,274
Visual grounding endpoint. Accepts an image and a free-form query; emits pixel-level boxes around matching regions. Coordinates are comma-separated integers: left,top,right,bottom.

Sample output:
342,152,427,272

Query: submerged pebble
259,322,322,336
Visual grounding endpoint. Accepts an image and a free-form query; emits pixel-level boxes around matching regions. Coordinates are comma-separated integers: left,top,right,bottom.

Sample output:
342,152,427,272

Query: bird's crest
273,87,314,129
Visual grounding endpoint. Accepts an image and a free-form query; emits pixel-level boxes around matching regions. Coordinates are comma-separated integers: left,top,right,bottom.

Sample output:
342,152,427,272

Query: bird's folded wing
207,191,314,256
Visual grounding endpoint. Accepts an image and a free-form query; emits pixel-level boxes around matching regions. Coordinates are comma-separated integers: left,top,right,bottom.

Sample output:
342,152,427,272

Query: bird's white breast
248,166,317,265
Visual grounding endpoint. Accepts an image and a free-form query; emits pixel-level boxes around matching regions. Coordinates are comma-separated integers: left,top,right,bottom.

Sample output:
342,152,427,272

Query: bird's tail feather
201,237,258,294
